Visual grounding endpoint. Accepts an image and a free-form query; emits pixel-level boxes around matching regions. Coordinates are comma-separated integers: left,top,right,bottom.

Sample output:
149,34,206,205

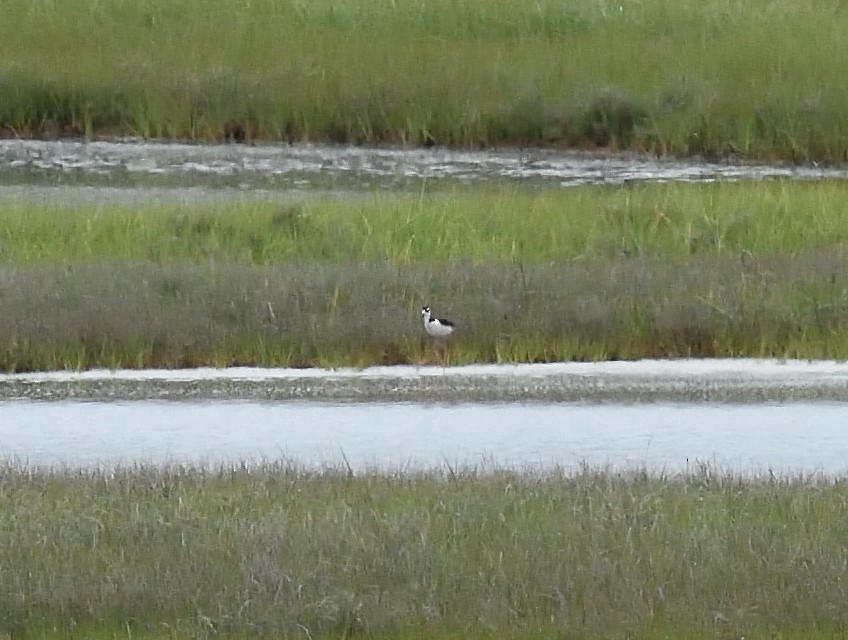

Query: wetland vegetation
2,181,848,370
1,0,848,161
4,4,847,639
5,180,848,264
1,463,847,639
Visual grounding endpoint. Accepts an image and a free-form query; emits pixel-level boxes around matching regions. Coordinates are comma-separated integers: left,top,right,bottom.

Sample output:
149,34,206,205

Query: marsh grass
3,181,848,264
1,463,848,639
3,181,848,368
1,254,848,371
1,0,848,160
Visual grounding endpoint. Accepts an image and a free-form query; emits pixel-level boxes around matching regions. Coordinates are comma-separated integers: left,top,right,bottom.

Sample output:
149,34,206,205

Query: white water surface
0,400,846,474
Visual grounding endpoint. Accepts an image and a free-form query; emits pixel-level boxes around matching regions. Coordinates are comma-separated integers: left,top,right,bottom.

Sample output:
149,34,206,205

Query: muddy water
2,139,847,204
0,400,845,474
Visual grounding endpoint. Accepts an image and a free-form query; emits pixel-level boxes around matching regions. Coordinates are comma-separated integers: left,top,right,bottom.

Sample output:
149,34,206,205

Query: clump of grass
1,0,848,160
1,463,847,639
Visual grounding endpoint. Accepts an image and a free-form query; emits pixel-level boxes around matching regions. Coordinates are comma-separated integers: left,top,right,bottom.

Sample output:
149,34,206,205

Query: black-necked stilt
421,306,456,338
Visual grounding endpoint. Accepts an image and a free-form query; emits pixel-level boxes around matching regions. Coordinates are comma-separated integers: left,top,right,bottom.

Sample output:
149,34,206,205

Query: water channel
1,360,846,472
3,138,848,204
1,400,845,473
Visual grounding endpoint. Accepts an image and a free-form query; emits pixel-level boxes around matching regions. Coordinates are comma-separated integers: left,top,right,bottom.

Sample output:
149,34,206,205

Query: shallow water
2,140,847,205
1,400,845,474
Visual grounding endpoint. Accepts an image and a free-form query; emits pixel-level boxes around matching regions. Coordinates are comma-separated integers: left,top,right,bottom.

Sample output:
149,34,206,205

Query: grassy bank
1,0,848,161
3,181,848,264
0,464,846,639
2,181,848,369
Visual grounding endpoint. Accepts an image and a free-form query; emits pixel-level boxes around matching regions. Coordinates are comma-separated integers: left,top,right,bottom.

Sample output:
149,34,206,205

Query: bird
420,306,456,363
420,306,456,338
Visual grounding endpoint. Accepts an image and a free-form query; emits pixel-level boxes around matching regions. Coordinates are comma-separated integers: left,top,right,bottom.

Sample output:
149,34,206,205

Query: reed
1,0,847,160
1,463,846,639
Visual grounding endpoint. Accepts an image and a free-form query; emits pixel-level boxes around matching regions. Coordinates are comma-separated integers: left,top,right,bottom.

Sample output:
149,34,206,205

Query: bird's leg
418,338,435,365
435,338,449,364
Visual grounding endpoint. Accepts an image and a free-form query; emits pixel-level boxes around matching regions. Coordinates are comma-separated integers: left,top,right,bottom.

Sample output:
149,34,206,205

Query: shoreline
4,359,848,403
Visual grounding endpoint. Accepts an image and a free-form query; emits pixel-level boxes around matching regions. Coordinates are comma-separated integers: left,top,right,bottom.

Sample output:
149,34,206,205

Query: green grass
1,464,847,639
3,181,848,264
2,181,848,369
1,0,848,161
